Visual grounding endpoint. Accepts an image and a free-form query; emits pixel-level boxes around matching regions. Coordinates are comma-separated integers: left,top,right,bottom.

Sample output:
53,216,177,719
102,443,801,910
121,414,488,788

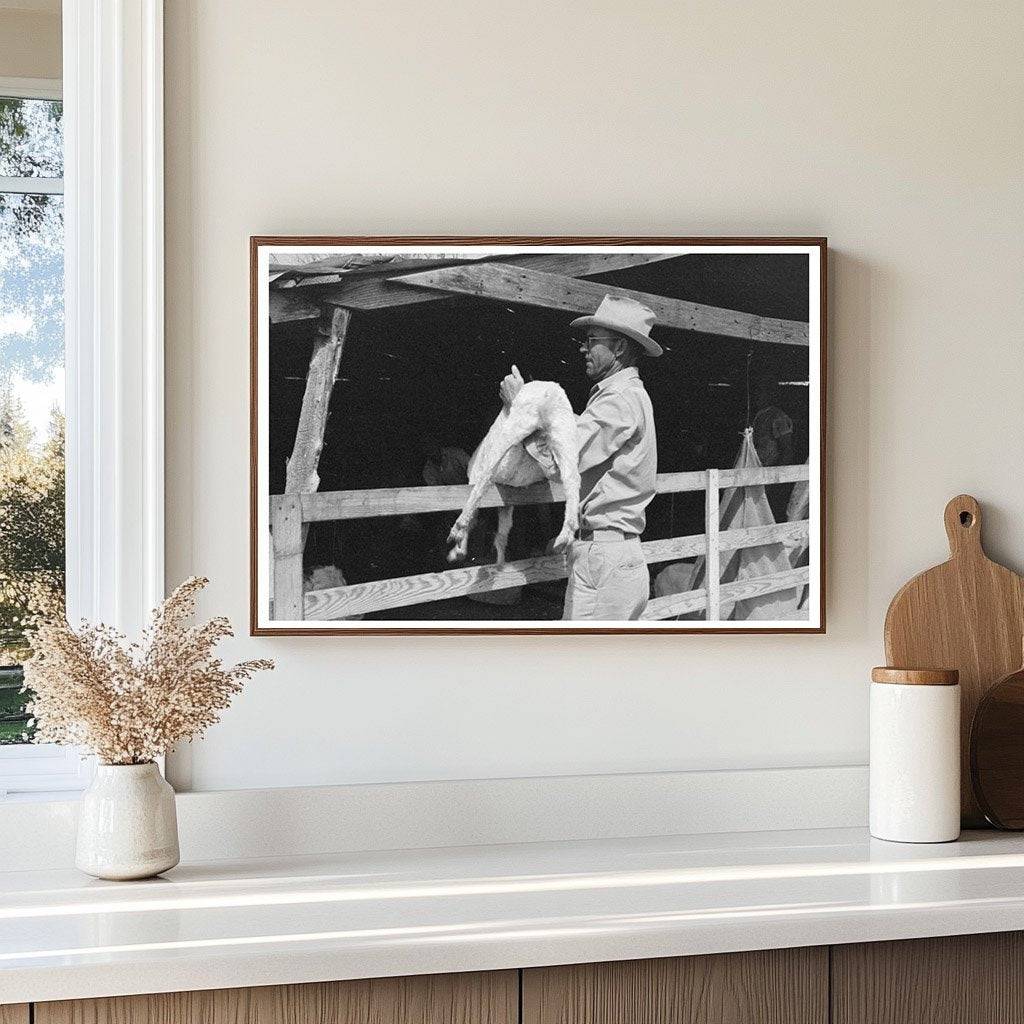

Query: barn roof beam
269,253,680,321
387,262,809,347
269,290,322,324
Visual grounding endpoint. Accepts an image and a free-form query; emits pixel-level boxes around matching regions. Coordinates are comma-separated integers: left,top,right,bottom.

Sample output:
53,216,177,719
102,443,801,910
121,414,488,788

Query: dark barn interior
267,253,812,619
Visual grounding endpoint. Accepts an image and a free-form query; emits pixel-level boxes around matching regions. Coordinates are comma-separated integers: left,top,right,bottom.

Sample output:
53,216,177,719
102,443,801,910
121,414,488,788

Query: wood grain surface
970,658,1024,827
832,932,1024,1024
284,307,349,498
390,263,810,346
292,466,810,523
313,253,680,313
871,667,959,686
304,524,809,620
642,567,809,620
522,949,828,1024
884,494,1024,825
35,971,517,1024
0,1006,29,1024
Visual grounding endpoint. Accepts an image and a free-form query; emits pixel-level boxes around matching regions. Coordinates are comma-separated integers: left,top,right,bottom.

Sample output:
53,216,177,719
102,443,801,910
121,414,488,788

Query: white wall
164,0,1024,792
0,6,61,80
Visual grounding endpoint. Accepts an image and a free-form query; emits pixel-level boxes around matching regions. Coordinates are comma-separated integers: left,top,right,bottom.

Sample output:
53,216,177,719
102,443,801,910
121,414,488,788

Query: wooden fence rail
271,464,808,525
270,465,811,623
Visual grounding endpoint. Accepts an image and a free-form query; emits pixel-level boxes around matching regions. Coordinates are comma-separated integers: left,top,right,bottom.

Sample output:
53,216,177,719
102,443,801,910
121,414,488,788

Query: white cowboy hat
570,294,663,357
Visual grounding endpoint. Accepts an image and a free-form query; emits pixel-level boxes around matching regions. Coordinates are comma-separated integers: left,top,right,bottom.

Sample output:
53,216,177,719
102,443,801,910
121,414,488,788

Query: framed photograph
251,237,826,635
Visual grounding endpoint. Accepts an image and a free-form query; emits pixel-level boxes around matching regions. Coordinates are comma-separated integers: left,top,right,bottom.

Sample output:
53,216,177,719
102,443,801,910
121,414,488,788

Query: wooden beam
269,289,322,324
271,496,304,620
285,307,349,496
273,255,477,287
642,566,810,621
303,525,809,620
283,306,349,562
313,253,681,311
296,479,564,523
282,465,810,524
389,263,809,346
307,548,572,619
705,468,721,621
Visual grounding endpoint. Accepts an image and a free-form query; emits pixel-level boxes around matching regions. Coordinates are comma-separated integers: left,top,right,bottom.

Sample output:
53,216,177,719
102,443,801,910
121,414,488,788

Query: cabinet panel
0,1006,29,1024
35,970,517,1024
832,932,1024,1024
522,948,828,1024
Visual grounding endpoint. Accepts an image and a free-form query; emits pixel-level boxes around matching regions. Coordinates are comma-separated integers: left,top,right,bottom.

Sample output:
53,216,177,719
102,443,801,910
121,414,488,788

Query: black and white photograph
252,238,825,634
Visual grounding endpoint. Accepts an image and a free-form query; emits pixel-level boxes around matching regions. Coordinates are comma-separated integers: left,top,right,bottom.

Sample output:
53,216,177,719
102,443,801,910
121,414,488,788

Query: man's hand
499,365,525,409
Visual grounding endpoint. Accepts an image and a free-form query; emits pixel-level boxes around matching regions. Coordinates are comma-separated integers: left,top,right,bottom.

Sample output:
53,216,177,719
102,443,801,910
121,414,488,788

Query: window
0,5,166,798
0,80,85,797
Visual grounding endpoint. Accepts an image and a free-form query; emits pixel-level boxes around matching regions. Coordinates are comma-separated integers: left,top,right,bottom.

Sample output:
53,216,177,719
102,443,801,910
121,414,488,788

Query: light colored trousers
562,538,650,620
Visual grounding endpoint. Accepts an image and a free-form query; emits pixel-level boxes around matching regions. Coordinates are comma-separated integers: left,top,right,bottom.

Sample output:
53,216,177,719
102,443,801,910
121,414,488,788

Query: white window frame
0,78,64,193
0,0,164,799
0,77,61,101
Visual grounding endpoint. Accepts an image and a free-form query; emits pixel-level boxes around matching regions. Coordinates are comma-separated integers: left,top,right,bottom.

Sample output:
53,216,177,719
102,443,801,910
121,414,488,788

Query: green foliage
0,394,64,742
0,666,29,744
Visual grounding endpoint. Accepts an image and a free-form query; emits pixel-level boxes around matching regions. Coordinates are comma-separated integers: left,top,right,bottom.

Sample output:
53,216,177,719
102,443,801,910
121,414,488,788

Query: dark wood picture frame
250,236,827,636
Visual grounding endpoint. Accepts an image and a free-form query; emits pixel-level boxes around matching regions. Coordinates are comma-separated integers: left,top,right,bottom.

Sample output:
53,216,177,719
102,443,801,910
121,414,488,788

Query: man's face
579,327,625,382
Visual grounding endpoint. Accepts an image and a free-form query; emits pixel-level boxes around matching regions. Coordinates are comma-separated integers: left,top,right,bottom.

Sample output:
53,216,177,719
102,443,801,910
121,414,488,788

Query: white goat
447,367,580,567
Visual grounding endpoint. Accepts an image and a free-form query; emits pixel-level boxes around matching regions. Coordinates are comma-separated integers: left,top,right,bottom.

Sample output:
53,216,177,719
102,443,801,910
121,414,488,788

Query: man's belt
575,528,639,543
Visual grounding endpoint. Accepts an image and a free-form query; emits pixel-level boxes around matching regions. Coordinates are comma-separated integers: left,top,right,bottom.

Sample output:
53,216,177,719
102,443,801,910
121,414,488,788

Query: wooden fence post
286,306,351,546
705,468,721,621
272,495,304,620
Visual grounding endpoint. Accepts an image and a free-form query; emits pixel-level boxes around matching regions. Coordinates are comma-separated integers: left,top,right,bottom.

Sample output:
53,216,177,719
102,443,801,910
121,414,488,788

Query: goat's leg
447,469,503,562
447,410,540,563
492,506,514,567
547,427,581,554
446,519,472,563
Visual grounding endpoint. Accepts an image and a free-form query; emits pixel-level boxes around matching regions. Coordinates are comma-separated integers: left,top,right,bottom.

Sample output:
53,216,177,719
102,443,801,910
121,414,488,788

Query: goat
447,366,580,567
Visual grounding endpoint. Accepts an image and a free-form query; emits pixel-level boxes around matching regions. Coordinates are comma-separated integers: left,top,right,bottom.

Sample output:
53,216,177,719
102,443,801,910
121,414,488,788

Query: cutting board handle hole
944,495,982,555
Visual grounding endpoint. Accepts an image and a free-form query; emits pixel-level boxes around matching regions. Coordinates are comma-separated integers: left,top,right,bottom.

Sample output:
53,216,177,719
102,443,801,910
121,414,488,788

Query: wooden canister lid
871,666,959,686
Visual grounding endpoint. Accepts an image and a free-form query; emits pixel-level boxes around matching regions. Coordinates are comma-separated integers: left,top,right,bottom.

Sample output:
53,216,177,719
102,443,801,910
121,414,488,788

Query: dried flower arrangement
23,577,273,765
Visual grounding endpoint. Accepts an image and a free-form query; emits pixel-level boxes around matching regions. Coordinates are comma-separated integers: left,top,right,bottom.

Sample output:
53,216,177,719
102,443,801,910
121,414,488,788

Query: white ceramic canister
76,762,180,880
870,667,961,843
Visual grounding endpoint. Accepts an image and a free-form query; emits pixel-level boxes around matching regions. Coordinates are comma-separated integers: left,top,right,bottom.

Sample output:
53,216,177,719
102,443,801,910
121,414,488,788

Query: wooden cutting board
884,494,1024,826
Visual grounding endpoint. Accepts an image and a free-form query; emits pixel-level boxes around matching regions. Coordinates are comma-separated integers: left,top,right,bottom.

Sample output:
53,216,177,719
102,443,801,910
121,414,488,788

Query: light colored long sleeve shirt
575,366,657,534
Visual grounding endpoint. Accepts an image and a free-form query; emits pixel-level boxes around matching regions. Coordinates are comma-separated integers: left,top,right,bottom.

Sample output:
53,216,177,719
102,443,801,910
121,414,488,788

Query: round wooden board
970,664,1024,829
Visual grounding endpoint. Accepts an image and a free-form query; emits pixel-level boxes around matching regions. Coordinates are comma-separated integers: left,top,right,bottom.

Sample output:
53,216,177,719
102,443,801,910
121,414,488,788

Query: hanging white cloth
653,428,807,620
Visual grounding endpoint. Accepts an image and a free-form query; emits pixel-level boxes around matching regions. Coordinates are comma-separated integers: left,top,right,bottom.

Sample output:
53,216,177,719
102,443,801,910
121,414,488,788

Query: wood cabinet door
832,932,1024,1024
0,1006,29,1024
522,948,828,1024
35,971,517,1024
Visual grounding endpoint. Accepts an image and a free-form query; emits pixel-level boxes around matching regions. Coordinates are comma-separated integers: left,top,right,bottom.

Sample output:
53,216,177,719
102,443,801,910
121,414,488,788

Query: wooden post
705,468,721,621
284,305,350,559
286,306,351,497
271,495,304,620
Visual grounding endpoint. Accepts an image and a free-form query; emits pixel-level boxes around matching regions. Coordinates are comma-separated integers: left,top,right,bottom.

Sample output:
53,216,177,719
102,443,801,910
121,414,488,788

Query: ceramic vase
76,762,180,880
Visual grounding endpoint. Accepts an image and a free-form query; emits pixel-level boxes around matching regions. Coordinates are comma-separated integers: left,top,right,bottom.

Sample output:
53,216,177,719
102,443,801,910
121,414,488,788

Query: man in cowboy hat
500,294,661,620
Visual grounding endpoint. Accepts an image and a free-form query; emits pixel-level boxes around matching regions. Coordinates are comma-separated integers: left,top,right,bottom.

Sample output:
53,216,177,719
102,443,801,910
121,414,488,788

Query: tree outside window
0,95,65,744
